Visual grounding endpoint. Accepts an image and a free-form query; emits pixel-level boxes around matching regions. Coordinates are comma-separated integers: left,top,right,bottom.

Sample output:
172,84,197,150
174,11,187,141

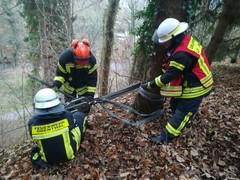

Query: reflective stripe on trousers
165,97,203,137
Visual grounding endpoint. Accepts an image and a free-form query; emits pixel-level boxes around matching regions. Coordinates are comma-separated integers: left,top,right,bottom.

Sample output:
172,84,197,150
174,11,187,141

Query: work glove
87,96,93,103
84,92,94,102
50,81,62,92
141,82,152,90
51,85,59,92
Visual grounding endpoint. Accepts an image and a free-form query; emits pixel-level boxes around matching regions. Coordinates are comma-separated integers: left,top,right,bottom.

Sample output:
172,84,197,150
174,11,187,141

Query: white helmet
34,88,64,115
152,18,188,43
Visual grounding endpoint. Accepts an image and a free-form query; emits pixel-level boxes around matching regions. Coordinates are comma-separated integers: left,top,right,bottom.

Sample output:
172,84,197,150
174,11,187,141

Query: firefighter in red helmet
51,39,97,106
141,18,213,143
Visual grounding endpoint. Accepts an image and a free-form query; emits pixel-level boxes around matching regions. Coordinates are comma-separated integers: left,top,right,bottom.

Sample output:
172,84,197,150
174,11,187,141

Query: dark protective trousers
162,96,203,142
73,111,87,142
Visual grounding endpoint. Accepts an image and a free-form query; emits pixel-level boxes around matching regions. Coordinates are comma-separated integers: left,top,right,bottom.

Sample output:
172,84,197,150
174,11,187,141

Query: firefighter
141,18,213,143
51,39,97,103
28,88,87,168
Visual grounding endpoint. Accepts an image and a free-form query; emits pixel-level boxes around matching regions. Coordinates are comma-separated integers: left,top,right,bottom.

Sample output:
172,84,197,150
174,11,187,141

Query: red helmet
72,42,90,58
82,39,91,46
71,39,91,65
71,39,79,48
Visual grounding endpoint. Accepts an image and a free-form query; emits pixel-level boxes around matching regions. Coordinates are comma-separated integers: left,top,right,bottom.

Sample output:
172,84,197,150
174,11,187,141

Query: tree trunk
132,0,187,114
205,0,240,64
99,0,120,96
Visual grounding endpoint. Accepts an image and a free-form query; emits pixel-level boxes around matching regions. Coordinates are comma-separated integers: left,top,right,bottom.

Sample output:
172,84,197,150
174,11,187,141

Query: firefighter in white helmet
28,88,87,168
141,18,213,143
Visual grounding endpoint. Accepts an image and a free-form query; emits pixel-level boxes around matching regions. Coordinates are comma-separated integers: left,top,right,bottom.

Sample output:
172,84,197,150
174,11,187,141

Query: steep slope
1,62,240,179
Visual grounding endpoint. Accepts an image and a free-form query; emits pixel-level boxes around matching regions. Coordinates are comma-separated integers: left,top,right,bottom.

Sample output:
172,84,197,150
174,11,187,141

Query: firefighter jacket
28,110,83,163
53,47,98,97
154,34,213,98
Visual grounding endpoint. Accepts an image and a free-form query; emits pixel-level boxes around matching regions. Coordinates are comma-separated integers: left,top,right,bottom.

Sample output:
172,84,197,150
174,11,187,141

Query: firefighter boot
150,129,175,143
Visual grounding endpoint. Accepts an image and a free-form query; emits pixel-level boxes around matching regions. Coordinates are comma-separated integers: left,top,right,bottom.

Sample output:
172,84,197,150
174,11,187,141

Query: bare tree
205,0,240,64
99,0,120,96
0,0,23,66
34,0,73,83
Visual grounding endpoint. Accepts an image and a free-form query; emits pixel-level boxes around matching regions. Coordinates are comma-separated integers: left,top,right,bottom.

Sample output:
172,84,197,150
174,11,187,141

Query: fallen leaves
0,62,240,179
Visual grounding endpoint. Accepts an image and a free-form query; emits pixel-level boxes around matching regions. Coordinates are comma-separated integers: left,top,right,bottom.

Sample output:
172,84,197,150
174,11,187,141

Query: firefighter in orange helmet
141,18,213,143
51,39,97,104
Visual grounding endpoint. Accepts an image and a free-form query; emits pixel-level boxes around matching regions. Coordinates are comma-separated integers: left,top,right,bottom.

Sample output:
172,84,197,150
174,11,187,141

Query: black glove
51,85,59,92
84,92,94,101
141,82,152,90
50,81,62,92
87,96,93,103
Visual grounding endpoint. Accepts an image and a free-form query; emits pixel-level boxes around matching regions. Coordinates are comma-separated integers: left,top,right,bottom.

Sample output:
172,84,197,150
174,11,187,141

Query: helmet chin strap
163,39,172,48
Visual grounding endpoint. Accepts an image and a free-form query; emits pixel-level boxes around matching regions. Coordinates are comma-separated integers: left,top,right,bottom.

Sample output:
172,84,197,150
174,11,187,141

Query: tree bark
205,0,240,64
99,0,120,96
132,0,187,114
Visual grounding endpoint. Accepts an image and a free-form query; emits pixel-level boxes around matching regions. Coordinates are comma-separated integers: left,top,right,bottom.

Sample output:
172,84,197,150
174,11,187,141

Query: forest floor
0,61,240,179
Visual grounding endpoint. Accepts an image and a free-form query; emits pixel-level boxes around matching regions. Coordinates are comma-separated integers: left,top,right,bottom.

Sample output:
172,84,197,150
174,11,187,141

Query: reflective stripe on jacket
54,48,97,96
29,111,81,163
160,34,213,98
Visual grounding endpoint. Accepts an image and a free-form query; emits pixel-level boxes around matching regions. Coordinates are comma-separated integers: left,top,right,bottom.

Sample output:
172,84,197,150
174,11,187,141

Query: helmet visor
152,29,160,44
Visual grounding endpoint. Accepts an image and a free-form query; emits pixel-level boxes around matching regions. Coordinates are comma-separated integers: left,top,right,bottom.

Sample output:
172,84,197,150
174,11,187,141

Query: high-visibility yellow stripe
177,112,192,131
62,82,75,94
166,123,180,136
66,63,75,73
77,90,87,96
38,140,47,162
62,87,73,94
165,112,192,137
198,55,210,75
57,62,67,74
187,37,202,55
160,78,213,98
32,119,78,161
54,76,65,84
161,24,182,40
170,61,185,71
89,64,97,74
76,86,88,95
187,37,211,77
87,86,96,93
32,119,69,135
76,86,87,91
71,127,81,152
32,127,69,139
161,91,182,97
155,76,164,87
200,73,213,87
160,85,182,96
180,86,212,98
32,151,39,160
62,131,74,159
83,117,87,133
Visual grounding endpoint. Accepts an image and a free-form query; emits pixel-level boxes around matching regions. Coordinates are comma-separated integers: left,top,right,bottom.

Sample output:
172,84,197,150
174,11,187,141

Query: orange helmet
82,39,91,46
72,42,90,59
71,39,91,65
71,39,79,48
